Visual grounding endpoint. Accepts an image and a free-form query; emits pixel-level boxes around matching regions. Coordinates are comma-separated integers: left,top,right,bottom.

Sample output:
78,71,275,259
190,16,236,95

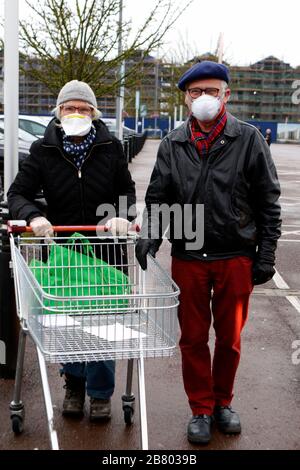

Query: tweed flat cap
178,60,230,91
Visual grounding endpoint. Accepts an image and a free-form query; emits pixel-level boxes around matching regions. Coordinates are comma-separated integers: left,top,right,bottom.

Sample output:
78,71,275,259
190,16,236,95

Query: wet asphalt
0,140,299,451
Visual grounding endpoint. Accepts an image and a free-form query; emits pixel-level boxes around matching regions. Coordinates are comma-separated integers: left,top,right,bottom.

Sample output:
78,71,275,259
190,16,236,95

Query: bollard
123,137,129,163
128,135,133,163
132,136,137,159
124,132,148,163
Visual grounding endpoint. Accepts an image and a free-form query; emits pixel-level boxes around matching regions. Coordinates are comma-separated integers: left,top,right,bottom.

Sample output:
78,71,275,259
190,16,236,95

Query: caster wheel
11,415,24,434
124,406,134,425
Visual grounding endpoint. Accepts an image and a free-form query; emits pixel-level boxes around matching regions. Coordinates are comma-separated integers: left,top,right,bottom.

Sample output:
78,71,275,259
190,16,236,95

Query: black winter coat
7,119,136,228
144,114,281,262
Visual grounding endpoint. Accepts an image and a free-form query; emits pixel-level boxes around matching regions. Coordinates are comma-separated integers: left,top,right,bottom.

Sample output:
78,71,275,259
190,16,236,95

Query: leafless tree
20,0,193,97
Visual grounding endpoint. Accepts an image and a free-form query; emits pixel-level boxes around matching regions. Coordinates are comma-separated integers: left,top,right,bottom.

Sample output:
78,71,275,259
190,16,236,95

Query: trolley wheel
123,406,134,425
11,415,24,434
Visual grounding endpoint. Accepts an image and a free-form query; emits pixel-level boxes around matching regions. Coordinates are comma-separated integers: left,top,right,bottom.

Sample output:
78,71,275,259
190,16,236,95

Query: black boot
89,398,111,421
187,415,213,444
62,373,86,416
214,406,241,434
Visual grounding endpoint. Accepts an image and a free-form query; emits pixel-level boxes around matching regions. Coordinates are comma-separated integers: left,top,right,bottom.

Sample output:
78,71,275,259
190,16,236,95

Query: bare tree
20,0,193,98
160,33,231,117
159,34,201,117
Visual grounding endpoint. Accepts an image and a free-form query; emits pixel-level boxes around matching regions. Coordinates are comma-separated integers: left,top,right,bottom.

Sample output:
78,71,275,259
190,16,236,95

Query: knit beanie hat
56,80,97,108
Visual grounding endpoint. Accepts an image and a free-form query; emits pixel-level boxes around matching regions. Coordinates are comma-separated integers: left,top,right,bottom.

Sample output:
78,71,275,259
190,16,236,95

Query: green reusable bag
29,233,130,314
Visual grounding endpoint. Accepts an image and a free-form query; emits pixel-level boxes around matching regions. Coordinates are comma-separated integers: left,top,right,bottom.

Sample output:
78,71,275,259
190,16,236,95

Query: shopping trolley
7,221,180,450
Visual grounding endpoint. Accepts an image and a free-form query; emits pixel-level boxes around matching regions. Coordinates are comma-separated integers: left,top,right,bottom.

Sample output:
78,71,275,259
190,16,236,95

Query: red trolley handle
7,220,140,234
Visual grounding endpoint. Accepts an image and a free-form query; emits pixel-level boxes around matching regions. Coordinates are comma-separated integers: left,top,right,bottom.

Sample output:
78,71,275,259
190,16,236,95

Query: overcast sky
1,0,299,67
124,0,300,67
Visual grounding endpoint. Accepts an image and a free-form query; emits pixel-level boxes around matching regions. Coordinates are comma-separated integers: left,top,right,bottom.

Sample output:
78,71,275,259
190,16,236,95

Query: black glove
252,261,276,285
135,238,161,270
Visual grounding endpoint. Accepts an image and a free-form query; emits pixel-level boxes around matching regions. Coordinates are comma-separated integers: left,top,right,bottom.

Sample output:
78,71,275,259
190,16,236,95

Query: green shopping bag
30,233,131,314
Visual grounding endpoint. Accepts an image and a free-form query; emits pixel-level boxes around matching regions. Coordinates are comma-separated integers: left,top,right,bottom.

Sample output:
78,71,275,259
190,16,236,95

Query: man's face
184,78,231,112
60,100,93,118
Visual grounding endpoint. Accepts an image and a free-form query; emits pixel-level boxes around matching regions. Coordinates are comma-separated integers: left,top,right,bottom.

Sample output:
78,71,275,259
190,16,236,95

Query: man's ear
223,88,231,104
184,92,192,110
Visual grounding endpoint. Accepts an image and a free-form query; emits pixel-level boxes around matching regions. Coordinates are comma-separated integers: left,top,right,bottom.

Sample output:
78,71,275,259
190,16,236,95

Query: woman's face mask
191,94,222,122
61,113,92,136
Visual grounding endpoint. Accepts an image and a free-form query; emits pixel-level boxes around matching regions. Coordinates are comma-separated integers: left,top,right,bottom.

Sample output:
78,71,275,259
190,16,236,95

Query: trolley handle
7,220,140,234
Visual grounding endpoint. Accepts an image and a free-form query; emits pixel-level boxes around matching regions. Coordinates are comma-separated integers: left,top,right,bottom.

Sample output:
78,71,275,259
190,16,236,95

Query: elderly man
8,80,136,421
136,61,281,444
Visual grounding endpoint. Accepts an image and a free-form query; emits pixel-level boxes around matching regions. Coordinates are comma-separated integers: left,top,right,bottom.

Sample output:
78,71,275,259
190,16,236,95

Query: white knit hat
56,80,97,108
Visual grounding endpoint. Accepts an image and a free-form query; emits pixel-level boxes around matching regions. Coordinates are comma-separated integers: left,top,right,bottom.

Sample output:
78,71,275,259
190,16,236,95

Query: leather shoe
187,414,212,444
214,406,241,434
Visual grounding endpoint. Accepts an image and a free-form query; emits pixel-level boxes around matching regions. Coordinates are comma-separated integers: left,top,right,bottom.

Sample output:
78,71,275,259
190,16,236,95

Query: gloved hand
105,217,131,236
135,238,161,270
29,216,54,238
252,261,275,285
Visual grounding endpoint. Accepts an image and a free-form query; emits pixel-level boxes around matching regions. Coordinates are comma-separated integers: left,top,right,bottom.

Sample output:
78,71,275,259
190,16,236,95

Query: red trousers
172,256,253,416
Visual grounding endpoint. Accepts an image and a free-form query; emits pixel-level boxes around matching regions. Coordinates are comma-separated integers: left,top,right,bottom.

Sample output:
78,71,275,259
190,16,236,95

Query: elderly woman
7,80,136,421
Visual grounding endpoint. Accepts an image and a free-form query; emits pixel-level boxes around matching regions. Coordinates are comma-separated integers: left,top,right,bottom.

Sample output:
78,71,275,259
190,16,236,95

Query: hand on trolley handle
30,216,54,238
7,219,140,237
105,217,131,237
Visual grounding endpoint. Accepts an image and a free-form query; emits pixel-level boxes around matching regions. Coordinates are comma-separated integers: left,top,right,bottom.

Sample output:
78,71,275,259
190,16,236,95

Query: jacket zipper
43,141,112,221
79,141,112,177
188,143,205,204
76,142,112,220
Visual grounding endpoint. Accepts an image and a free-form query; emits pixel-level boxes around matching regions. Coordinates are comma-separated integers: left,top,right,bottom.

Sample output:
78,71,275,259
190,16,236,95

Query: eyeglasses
187,87,220,99
61,105,93,116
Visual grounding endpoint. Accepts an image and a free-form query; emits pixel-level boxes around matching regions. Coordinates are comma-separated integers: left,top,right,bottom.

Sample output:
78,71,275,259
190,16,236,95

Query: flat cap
178,60,230,91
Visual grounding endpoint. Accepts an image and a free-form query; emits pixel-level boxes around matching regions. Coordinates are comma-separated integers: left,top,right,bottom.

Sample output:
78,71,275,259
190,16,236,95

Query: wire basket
10,235,180,362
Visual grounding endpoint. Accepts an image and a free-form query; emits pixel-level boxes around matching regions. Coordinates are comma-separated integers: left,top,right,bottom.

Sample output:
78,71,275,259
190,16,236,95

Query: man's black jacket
7,119,136,227
144,114,281,263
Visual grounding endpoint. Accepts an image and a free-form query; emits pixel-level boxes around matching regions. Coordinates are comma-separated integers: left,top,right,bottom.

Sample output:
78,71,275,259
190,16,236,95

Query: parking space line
280,197,300,201
273,271,289,289
273,271,300,314
281,230,300,236
281,203,300,206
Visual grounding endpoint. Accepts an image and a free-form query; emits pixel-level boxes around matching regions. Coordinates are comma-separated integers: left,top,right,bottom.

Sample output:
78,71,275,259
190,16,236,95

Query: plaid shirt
190,104,227,157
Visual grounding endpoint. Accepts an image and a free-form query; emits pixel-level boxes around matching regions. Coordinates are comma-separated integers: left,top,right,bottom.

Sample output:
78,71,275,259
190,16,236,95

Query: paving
0,140,299,450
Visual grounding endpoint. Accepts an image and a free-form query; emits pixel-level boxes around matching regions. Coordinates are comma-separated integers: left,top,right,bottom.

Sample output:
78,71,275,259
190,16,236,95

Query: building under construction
228,56,300,123
0,52,300,126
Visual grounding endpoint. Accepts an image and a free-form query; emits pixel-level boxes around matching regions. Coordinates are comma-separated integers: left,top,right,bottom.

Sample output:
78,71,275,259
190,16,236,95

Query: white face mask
61,114,92,136
191,94,222,122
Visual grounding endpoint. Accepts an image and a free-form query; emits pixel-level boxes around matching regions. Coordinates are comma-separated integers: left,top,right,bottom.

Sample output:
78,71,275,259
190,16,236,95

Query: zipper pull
78,169,82,179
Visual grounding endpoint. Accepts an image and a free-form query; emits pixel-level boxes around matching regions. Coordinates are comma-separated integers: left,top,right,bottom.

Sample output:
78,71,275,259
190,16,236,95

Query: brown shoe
62,374,85,416
89,398,111,421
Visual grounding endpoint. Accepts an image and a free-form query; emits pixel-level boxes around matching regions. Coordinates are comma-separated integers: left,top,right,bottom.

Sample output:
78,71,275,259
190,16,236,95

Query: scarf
189,104,227,157
62,126,96,169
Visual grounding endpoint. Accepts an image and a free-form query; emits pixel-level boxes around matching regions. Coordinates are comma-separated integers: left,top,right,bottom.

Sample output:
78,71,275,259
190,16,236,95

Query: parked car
18,117,48,138
0,115,50,139
101,118,137,137
0,120,38,143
